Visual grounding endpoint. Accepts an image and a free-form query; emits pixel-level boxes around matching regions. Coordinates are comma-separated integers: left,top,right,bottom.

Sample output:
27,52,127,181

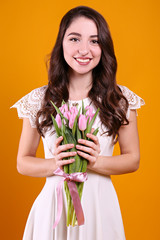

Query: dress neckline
68,97,89,103
68,97,92,108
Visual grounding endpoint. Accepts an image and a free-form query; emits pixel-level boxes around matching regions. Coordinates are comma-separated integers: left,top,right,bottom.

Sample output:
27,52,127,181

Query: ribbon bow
53,167,88,229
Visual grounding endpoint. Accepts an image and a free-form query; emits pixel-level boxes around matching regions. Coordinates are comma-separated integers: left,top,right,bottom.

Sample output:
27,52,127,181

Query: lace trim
118,85,145,109
10,85,47,127
11,84,145,127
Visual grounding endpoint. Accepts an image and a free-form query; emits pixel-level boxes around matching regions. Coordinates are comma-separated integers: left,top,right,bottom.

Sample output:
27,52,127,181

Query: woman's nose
78,41,89,55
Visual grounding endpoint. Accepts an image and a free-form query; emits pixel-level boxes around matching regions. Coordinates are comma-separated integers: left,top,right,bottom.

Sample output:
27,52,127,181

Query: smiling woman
11,5,145,240
62,17,101,74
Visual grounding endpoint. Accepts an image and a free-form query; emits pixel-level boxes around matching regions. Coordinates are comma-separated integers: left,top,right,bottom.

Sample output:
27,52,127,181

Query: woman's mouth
74,57,92,65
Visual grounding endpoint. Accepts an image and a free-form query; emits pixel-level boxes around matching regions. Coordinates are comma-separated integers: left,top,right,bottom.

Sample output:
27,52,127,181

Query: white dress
11,85,145,240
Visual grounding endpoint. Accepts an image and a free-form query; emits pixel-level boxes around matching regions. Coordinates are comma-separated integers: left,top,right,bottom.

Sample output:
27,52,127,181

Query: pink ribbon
53,167,88,229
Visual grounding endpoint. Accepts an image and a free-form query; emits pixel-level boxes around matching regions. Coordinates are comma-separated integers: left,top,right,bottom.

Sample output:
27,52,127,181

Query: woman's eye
91,40,99,44
70,38,79,42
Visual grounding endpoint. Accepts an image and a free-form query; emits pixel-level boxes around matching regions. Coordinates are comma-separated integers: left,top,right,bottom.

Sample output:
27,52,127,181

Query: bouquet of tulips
51,100,99,226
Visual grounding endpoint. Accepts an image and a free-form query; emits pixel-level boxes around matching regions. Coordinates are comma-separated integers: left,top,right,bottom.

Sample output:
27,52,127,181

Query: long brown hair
36,6,129,143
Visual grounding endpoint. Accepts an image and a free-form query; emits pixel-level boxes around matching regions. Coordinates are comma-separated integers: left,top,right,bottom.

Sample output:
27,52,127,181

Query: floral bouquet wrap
51,100,99,227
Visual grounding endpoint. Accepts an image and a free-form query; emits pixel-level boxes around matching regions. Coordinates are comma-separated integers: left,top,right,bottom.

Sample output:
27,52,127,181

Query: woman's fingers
90,128,95,134
77,150,96,163
86,133,99,146
77,137,100,153
55,150,76,168
55,136,75,151
77,138,95,148
76,144,95,156
54,136,77,168
57,158,75,168
54,133,100,168
56,143,75,154
56,151,77,160
55,136,63,148
54,136,75,155
76,133,100,164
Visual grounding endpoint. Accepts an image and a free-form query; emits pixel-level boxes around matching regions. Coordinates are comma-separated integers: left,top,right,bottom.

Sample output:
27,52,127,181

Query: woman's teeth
76,58,90,63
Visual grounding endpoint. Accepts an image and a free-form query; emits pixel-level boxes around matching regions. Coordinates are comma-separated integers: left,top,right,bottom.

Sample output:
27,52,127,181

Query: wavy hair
36,6,129,144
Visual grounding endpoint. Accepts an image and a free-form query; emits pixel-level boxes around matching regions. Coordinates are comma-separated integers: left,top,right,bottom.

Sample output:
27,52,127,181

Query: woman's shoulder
24,85,48,100
117,84,145,109
10,85,48,127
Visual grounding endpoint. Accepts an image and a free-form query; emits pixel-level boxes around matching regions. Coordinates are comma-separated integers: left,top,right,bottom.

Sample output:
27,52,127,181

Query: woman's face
62,17,102,76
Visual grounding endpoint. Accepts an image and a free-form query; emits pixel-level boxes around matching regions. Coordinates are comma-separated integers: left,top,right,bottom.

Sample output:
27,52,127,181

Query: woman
11,6,145,240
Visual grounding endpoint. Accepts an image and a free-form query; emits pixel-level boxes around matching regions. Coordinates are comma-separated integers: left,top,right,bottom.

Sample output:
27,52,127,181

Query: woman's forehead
65,17,98,36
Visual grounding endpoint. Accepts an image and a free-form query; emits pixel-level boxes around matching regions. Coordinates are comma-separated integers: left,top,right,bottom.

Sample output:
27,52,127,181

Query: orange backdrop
1,0,159,239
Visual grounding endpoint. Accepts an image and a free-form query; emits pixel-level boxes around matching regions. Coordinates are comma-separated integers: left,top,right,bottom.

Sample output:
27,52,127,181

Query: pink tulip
85,106,93,116
59,106,65,114
55,114,62,128
70,106,78,115
69,113,77,129
63,111,71,125
78,114,87,131
86,115,93,123
59,104,68,114
64,111,71,120
85,106,94,123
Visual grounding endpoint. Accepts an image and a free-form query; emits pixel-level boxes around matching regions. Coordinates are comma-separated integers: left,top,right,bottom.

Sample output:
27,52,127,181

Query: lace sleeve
10,85,47,128
118,85,145,119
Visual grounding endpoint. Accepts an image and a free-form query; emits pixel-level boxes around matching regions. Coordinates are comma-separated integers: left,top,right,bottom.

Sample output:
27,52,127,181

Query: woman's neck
68,71,92,101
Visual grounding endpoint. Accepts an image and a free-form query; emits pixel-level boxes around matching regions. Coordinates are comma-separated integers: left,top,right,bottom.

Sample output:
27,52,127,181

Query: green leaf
67,102,70,111
61,100,66,106
82,100,85,114
85,108,100,135
62,121,68,144
76,127,82,141
50,100,69,125
81,159,88,172
69,154,81,174
51,114,61,137
92,127,99,136
72,107,81,137
65,127,76,145
72,119,77,138
61,127,80,174
63,165,69,174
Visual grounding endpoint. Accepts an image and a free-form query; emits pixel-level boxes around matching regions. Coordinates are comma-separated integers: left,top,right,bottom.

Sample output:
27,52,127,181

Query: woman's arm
76,109,140,175
17,118,76,177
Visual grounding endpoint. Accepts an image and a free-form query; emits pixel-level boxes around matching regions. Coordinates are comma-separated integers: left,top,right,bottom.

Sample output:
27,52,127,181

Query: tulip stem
82,130,85,139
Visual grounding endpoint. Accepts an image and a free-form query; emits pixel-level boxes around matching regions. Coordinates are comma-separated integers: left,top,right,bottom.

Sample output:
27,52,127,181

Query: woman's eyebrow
67,32,98,38
67,32,81,37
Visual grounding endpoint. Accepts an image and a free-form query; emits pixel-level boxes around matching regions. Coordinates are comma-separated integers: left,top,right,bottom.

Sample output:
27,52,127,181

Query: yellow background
1,0,159,239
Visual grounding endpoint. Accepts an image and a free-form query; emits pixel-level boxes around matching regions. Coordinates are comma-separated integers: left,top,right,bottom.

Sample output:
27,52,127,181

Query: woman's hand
76,131,100,168
54,136,76,169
